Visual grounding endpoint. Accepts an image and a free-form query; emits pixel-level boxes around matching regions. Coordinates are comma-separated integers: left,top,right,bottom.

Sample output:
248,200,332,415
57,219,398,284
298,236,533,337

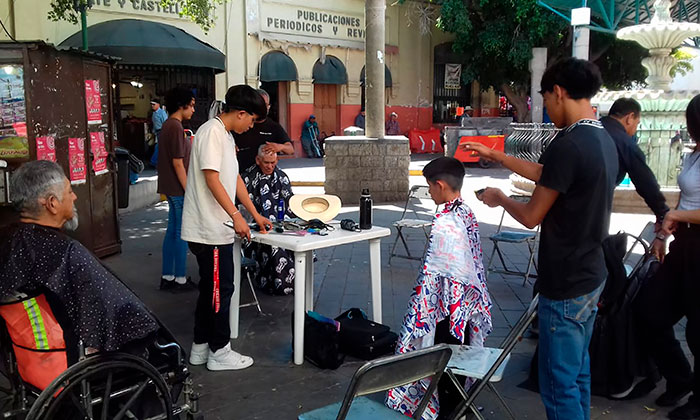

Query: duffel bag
335,308,398,360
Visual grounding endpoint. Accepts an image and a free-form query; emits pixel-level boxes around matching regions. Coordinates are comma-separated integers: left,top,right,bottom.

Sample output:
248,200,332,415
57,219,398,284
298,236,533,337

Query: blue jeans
162,195,187,277
538,282,604,420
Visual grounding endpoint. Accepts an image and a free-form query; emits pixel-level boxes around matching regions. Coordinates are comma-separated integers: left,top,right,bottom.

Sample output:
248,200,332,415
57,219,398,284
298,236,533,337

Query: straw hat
289,194,342,222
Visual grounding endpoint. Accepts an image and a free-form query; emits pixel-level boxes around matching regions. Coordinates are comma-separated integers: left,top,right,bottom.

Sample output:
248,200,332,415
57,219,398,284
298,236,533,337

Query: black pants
635,224,700,397
435,318,467,420
189,242,235,352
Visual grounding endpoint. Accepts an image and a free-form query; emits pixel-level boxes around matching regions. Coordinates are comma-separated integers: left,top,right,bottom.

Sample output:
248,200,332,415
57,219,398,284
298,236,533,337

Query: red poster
90,132,108,175
68,137,86,184
84,80,102,124
36,136,56,162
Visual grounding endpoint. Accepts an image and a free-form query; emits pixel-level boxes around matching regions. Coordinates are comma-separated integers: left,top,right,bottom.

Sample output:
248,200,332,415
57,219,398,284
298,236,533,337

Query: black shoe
621,377,658,400
657,387,692,407
160,277,176,290
669,399,700,420
172,277,196,292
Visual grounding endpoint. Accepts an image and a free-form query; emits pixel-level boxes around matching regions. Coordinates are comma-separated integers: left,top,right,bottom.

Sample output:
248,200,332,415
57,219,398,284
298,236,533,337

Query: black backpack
292,311,345,369
335,308,398,360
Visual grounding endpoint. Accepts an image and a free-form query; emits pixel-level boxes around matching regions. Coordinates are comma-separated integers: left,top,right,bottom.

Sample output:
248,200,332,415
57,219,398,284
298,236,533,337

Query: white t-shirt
678,151,700,211
182,117,239,245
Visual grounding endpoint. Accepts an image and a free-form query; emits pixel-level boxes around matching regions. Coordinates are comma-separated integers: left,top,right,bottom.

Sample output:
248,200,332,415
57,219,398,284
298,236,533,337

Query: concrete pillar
572,27,590,60
365,0,385,139
530,48,547,123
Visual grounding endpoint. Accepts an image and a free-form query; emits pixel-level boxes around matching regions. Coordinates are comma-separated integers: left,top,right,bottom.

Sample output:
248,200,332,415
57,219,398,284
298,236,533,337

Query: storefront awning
360,65,393,87
59,19,225,72
260,51,298,82
312,56,348,85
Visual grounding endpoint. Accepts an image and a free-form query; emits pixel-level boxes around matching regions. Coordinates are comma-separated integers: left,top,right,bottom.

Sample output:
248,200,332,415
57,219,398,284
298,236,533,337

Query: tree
49,0,224,32
591,33,648,90
402,0,650,121
670,48,695,78
421,0,569,122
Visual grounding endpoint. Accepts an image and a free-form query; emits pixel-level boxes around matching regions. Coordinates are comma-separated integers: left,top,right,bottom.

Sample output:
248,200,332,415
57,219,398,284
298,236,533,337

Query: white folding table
230,224,391,365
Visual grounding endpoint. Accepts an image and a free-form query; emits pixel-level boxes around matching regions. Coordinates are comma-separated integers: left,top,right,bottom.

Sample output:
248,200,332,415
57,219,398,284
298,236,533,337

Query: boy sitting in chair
386,157,492,420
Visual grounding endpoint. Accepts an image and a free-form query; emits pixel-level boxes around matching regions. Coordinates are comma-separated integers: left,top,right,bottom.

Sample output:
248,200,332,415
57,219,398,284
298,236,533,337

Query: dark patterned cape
242,165,296,295
0,223,158,352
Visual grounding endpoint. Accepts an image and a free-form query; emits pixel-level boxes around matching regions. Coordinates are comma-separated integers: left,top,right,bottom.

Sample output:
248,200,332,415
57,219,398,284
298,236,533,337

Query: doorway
313,84,338,137
260,80,290,133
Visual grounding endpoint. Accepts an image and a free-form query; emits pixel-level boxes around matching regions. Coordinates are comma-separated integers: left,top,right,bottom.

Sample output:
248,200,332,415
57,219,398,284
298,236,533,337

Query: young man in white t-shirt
182,85,272,371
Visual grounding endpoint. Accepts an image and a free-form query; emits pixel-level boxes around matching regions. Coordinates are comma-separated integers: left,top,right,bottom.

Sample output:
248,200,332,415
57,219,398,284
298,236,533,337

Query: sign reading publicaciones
261,6,365,41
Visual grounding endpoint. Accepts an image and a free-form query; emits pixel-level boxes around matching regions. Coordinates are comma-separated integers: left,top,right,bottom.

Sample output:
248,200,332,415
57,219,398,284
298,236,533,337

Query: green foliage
433,0,568,93
160,0,224,32
48,0,83,24
591,33,648,90
48,0,224,32
670,48,695,78
401,0,650,101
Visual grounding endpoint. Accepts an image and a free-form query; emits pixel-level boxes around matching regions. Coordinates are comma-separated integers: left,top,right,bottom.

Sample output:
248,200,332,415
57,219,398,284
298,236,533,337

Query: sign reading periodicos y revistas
260,3,365,42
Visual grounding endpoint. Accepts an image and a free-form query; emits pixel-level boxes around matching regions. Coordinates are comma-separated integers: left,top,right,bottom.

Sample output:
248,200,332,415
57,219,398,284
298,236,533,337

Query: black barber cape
0,223,158,351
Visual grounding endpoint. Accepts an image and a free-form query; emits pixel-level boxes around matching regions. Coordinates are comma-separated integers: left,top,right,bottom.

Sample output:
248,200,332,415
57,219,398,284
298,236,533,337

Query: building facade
0,0,498,156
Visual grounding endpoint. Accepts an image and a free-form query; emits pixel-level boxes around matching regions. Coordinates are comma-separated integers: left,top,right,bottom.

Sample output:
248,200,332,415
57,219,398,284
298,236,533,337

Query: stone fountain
592,0,700,209
617,0,700,91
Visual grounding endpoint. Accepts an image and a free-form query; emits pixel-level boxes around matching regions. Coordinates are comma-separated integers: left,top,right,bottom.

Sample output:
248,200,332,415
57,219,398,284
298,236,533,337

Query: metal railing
504,123,559,162
636,128,693,189
504,124,694,189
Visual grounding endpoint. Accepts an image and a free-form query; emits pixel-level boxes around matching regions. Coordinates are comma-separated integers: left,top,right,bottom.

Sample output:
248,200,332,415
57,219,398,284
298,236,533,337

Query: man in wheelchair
0,160,160,389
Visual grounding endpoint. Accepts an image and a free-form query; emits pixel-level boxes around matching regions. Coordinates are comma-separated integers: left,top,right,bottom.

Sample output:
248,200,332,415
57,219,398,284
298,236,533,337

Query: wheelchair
0,297,203,420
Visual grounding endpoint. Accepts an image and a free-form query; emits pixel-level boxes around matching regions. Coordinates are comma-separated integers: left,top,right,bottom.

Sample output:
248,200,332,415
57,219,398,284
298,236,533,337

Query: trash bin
115,147,130,209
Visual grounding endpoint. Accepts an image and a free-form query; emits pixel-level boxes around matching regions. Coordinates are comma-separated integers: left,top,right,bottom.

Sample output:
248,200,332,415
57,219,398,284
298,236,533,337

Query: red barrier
408,128,443,154
453,135,505,163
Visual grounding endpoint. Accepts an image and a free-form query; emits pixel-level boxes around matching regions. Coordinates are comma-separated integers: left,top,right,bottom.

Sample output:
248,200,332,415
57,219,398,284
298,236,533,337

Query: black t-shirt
536,120,619,300
233,119,291,172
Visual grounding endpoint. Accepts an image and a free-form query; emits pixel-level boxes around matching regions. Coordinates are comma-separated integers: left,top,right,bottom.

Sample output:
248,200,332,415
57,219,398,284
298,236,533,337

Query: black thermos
359,188,373,229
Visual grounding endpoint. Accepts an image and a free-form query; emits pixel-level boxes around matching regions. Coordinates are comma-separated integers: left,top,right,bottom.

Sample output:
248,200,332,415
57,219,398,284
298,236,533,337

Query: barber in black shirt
233,89,294,171
601,98,669,219
600,98,669,259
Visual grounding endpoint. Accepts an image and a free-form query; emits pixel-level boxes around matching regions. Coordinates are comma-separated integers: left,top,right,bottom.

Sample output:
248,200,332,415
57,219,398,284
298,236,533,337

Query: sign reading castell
260,3,365,42
90,0,184,19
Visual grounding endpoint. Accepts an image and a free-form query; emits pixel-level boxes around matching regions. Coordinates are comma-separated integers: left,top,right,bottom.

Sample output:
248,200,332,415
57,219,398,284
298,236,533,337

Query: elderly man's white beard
63,206,79,231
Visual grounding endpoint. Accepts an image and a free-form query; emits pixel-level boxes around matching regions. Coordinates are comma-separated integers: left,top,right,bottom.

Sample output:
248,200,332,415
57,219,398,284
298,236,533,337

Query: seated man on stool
241,145,296,295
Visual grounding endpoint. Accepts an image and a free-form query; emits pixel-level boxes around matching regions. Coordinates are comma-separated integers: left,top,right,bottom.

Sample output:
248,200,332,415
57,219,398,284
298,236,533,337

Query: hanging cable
0,18,16,42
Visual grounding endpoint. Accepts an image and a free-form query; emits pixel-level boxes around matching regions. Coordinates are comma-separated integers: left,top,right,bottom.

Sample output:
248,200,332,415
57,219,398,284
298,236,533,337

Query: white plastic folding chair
445,294,540,420
389,185,436,265
486,195,539,286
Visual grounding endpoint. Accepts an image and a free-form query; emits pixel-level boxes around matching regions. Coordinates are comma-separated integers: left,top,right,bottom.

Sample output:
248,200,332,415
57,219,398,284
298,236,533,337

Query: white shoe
206,343,254,371
189,343,209,366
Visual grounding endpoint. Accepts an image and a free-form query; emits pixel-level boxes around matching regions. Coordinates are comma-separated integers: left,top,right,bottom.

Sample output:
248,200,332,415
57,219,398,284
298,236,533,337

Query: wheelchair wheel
26,352,173,420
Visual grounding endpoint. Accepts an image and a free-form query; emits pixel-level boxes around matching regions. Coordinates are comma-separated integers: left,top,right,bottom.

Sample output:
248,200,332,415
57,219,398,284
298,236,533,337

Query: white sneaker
189,343,209,366
206,343,254,371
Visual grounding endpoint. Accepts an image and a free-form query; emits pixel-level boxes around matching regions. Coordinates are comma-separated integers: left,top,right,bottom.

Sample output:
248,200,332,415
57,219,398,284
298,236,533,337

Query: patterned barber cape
242,164,296,295
386,197,492,419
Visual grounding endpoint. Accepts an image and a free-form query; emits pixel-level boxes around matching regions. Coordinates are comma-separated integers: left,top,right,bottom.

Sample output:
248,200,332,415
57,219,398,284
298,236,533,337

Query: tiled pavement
104,158,689,419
